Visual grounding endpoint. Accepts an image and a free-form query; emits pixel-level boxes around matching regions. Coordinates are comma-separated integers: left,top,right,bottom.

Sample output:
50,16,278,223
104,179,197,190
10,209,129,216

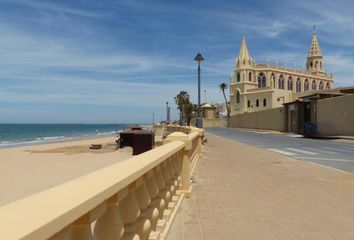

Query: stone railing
153,125,193,146
0,127,204,240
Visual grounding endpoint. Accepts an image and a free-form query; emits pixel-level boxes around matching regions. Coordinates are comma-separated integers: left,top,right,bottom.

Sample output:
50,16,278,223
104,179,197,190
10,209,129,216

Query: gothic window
312,80,317,90
319,81,324,90
237,73,240,82
320,62,322,69
326,82,330,89
304,79,309,91
257,72,266,88
249,72,252,82
296,78,301,92
271,73,276,88
310,62,313,67
263,98,266,107
236,90,240,103
247,100,250,108
278,74,285,89
256,99,259,107
315,61,318,68
288,77,293,90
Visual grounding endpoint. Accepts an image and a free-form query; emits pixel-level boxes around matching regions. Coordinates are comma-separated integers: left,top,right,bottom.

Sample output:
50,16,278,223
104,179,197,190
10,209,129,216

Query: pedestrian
115,135,120,150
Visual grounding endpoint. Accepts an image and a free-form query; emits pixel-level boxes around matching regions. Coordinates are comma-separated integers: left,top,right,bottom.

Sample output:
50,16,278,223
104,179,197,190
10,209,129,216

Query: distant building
229,29,333,116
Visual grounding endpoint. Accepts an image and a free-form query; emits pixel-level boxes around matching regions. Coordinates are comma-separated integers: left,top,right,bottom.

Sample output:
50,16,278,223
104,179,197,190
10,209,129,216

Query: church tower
230,37,256,115
306,28,325,76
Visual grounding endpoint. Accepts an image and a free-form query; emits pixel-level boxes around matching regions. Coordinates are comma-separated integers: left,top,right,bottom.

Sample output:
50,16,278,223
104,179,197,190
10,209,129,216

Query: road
206,127,354,173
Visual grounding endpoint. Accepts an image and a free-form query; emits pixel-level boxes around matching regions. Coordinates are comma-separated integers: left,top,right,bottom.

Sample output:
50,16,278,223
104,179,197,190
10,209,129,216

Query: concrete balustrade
0,126,204,240
153,124,192,139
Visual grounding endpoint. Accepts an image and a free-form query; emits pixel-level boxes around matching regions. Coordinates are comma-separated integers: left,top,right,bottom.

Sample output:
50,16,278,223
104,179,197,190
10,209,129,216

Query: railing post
49,226,71,240
70,213,93,240
94,195,125,240
118,184,141,240
165,132,192,198
135,177,152,240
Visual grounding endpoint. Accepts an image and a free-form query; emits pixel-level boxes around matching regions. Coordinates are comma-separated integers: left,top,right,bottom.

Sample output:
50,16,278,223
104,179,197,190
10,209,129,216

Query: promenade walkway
168,133,354,240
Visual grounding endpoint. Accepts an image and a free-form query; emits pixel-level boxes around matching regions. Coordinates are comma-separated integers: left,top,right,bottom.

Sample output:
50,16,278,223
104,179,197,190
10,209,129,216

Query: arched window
271,73,276,88
315,61,318,68
326,82,330,89
249,72,252,82
319,81,324,90
247,100,250,108
236,90,240,103
278,74,285,89
310,62,313,67
304,79,309,91
257,72,266,88
288,77,293,90
320,62,322,69
312,80,317,90
237,73,240,82
296,78,301,92
256,99,259,107
263,98,266,107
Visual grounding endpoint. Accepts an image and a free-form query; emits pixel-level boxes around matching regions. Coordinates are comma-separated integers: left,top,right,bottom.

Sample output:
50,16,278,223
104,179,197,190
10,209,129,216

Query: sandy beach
0,135,132,207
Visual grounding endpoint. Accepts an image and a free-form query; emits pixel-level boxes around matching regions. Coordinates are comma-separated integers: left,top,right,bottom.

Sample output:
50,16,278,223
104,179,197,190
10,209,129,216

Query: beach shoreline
0,124,152,149
0,135,133,207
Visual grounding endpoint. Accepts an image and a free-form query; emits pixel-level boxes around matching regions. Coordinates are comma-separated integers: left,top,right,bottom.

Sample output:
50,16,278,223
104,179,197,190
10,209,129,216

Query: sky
0,0,354,124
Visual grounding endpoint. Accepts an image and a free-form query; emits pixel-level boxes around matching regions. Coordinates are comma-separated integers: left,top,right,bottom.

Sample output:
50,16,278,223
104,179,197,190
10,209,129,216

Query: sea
0,123,140,148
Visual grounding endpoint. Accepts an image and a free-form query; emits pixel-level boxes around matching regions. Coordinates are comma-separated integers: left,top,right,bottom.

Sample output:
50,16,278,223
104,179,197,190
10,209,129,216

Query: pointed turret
306,27,325,76
236,37,254,70
239,37,251,60
308,29,322,57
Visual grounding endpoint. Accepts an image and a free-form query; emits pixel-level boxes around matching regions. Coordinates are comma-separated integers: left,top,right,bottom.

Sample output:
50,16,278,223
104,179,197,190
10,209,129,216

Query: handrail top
0,140,185,240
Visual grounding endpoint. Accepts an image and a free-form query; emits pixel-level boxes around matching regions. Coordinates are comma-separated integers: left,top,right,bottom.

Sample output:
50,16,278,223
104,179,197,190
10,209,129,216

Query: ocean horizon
0,123,149,148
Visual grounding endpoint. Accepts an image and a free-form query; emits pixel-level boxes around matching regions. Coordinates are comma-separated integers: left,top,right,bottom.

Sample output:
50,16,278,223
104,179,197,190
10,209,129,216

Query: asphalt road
206,127,354,173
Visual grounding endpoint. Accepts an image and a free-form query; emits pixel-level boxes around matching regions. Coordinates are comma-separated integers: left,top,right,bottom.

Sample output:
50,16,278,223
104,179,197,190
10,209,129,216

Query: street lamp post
194,52,204,128
166,101,170,124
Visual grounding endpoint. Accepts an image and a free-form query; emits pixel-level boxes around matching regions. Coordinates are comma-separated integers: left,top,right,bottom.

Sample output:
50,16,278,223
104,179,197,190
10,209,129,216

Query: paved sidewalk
168,134,354,240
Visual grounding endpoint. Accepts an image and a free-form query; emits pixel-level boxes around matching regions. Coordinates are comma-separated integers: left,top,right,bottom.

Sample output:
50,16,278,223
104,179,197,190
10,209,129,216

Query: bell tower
306,27,325,76
230,37,256,115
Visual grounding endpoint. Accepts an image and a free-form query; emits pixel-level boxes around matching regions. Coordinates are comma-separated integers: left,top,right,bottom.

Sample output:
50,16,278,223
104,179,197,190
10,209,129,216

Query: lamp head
194,52,204,63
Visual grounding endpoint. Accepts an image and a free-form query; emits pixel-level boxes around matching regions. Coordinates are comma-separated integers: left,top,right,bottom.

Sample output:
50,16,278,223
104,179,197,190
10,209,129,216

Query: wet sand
0,136,132,206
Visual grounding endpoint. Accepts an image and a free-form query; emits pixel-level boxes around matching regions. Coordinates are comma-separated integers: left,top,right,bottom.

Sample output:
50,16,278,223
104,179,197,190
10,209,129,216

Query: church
229,29,334,116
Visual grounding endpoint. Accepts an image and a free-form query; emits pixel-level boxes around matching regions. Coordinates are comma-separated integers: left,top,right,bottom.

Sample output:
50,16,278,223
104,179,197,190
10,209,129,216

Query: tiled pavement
167,133,354,240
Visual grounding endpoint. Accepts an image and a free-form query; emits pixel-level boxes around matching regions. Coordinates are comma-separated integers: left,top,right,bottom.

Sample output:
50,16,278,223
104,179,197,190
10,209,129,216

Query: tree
174,91,189,125
174,91,195,126
219,83,230,127
184,102,195,126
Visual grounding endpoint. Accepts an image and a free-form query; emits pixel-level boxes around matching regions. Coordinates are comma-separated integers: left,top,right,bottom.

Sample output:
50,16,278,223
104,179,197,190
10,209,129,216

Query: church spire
308,26,322,57
236,37,254,69
239,37,251,60
306,27,325,76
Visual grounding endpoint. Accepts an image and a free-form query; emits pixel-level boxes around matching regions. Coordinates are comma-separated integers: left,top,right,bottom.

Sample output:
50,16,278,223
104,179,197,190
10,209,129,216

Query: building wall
230,66,333,116
229,107,285,131
203,118,227,128
316,94,354,136
203,108,216,119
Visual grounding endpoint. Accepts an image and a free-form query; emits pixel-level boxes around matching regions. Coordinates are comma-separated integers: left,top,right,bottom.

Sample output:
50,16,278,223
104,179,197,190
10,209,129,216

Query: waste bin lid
131,125,143,130
121,129,151,135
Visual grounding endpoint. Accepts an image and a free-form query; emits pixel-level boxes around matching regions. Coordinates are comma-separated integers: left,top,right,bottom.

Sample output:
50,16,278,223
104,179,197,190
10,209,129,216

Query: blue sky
0,0,353,123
